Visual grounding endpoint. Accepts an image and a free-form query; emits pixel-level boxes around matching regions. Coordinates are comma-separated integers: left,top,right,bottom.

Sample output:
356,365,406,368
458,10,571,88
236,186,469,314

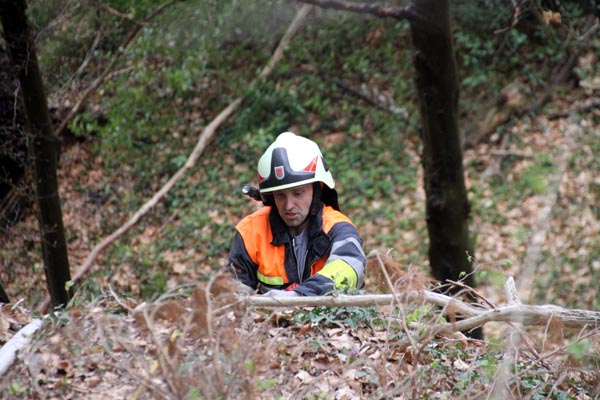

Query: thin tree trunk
408,0,473,287
296,0,477,298
408,0,480,338
0,0,72,308
0,283,9,303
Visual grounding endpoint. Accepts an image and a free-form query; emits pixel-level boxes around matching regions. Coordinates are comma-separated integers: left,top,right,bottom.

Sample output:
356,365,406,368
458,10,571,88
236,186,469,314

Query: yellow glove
316,259,358,291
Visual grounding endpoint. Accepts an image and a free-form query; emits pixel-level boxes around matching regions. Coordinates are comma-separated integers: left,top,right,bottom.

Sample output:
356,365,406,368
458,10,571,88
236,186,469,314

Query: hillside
1,1,599,398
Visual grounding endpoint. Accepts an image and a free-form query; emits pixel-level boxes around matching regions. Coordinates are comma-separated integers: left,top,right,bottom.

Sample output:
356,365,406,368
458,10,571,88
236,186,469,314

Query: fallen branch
100,3,149,26
331,76,408,116
297,0,412,20
548,99,600,120
488,149,533,157
0,318,43,377
38,4,315,312
242,277,600,331
517,123,571,302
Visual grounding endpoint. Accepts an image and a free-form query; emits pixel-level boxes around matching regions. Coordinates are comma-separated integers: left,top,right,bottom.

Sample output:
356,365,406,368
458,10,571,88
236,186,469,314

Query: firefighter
227,131,366,297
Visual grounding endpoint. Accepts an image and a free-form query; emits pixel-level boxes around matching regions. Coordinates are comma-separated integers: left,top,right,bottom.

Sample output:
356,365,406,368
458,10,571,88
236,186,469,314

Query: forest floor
1,86,600,398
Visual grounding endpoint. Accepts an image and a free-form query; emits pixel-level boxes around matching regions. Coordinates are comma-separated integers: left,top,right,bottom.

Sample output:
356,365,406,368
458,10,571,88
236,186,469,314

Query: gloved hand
262,289,299,297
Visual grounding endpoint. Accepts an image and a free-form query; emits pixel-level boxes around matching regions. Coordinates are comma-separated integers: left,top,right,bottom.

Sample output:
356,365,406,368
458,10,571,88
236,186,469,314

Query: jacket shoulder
321,205,353,230
236,206,271,232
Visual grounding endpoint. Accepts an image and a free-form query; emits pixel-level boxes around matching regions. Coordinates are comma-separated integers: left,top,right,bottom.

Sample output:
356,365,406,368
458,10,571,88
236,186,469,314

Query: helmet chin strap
310,182,323,216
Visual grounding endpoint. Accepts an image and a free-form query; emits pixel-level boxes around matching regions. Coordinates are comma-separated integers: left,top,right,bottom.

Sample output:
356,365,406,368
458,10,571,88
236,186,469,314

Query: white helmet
257,132,335,194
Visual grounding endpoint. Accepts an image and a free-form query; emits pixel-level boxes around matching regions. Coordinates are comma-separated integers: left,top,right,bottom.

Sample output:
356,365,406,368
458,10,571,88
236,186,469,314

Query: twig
67,30,103,85
548,99,600,120
107,284,133,312
370,250,416,346
488,149,534,157
331,77,407,116
100,3,149,26
141,307,180,397
445,279,496,309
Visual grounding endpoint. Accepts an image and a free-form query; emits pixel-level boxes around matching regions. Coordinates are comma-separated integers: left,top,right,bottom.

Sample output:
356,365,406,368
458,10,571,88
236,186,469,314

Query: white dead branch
242,276,600,331
0,318,42,377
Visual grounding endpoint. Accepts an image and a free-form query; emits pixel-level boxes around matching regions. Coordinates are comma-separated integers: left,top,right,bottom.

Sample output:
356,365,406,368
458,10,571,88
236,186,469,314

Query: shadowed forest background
1,0,599,398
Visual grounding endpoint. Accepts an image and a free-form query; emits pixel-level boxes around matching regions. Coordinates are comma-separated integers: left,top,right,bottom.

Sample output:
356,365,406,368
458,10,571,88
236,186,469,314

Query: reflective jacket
227,202,366,296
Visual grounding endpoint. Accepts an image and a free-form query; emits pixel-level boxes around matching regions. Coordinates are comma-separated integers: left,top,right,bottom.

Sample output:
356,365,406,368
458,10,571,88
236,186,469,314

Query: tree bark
0,0,72,308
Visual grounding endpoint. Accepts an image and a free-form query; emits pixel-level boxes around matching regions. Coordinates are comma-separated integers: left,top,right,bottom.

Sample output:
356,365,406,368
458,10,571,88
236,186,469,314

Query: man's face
273,183,313,235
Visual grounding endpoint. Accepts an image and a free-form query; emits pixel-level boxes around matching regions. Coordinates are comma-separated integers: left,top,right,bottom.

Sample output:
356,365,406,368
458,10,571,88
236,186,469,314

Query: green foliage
518,154,556,196
293,305,379,330
7,379,28,396
452,0,592,123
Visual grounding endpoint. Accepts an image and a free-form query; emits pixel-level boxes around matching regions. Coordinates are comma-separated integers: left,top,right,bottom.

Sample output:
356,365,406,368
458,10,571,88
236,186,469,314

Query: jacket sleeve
227,231,259,290
295,221,366,296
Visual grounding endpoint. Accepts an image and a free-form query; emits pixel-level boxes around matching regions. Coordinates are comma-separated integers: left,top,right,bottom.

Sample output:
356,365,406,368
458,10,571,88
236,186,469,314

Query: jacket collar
269,201,325,246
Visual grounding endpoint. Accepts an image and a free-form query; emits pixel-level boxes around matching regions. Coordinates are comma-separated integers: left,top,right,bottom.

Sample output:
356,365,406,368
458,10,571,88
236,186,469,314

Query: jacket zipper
292,236,302,283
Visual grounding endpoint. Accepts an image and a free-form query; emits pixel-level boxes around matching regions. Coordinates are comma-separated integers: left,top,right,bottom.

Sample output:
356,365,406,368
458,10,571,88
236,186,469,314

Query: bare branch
242,279,600,330
331,77,408,116
548,99,600,120
297,0,413,20
100,3,149,26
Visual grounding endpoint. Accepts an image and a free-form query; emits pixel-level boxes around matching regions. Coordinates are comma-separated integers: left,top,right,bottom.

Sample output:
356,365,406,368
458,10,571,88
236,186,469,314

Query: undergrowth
2,1,600,397
2,286,599,399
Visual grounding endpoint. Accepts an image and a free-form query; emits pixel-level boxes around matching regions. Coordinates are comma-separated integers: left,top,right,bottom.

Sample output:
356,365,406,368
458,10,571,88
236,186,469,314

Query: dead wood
297,0,412,19
463,82,528,149
242,277,600,332
548,99,600,120
331,77,407,116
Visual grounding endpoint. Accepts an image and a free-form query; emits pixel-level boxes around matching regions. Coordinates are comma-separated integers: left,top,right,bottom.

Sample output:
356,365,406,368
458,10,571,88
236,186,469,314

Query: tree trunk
0,46,29,226
408,1,476,298
0,0,73,308
0,283,9,304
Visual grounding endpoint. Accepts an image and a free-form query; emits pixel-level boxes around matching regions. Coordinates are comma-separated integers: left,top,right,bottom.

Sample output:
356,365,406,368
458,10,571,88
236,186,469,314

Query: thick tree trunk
0,0,72,308
408,2,476,291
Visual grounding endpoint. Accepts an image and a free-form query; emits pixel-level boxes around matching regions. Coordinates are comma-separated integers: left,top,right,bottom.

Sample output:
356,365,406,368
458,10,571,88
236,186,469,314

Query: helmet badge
274,165,285,180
